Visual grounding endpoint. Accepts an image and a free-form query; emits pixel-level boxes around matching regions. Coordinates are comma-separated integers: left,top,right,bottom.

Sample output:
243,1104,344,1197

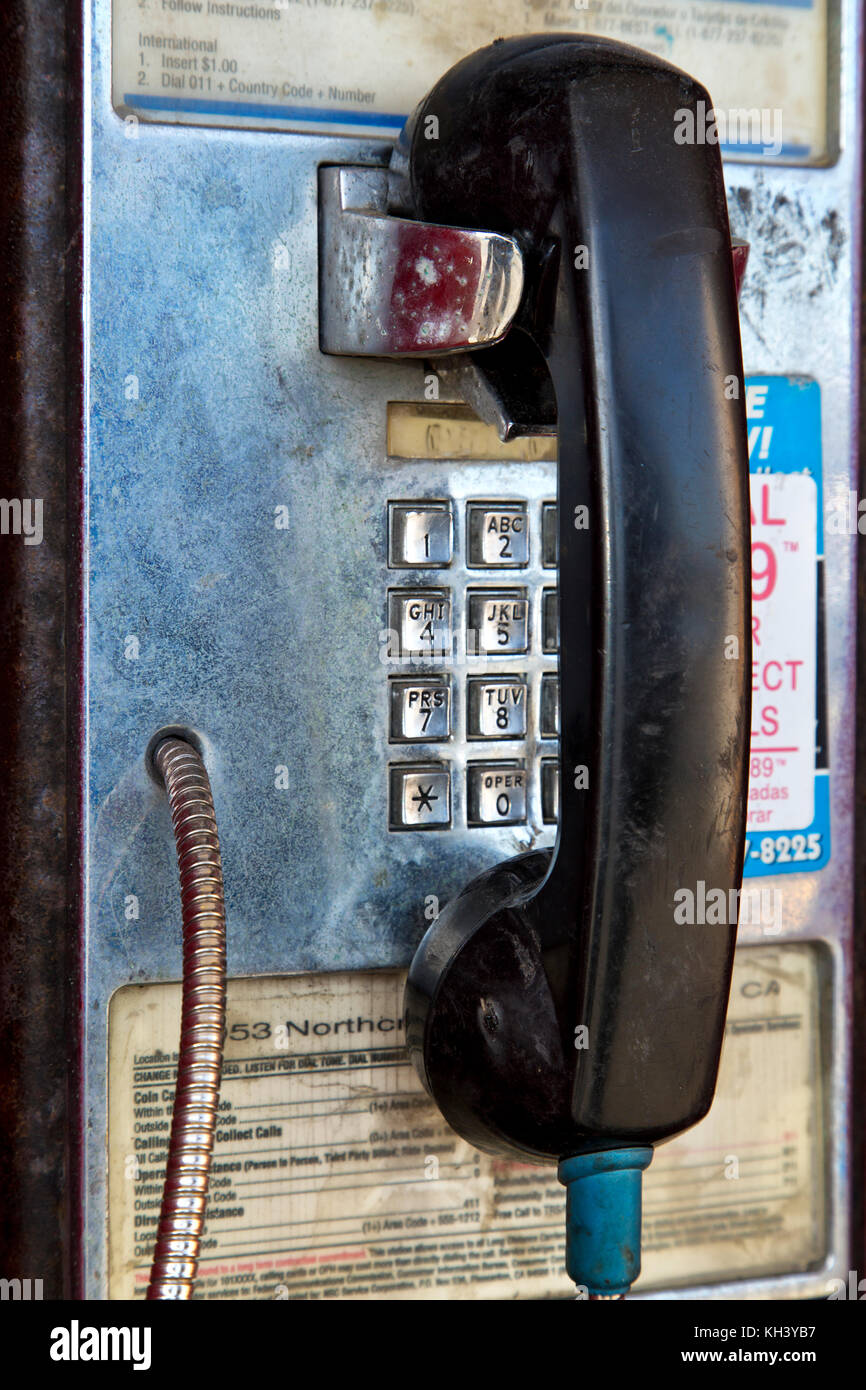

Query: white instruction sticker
108,946,824,1299
113,0,829,159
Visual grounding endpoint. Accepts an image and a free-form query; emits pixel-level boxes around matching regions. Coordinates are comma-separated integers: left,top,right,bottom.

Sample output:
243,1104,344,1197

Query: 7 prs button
389,678,451,741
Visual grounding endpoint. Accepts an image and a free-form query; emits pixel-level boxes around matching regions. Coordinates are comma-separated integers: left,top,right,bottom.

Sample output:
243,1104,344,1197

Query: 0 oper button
467,502,529,567
389,502,453,568
467,763,527,826
389,764,451,830
389,678,451,741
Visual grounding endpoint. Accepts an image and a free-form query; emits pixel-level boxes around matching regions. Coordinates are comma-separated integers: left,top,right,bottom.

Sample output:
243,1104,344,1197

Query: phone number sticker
744,376,829,878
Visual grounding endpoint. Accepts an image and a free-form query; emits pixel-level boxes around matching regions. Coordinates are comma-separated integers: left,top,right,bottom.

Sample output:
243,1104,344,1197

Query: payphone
1,0,861,1303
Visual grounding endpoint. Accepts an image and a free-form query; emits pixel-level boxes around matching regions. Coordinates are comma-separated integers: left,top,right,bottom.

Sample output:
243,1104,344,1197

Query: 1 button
467,589,528,655
389,502,452,568
467,502,529,568
390,678,451,742
467,763,527,826
467,677,527,739
541,589,559,653
389,764,451,830
541,503,558,568
541,760,560,824
540,674,560,738
389,589,452,657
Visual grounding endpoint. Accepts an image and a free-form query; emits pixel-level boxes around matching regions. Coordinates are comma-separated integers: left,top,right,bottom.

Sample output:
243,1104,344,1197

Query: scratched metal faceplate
83,0,860,1299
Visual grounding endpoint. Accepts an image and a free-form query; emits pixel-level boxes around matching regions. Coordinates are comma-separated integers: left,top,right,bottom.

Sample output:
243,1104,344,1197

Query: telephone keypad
467,763,527,826
467,502,529,568
389,502,453,568
389,764,451,830
390,678,451,742
467,677,527,740
467,589,529,654
386,495,558,832
389,588,452,657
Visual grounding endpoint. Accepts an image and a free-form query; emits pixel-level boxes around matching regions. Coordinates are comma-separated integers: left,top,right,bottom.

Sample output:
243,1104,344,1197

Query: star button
412,783,438,814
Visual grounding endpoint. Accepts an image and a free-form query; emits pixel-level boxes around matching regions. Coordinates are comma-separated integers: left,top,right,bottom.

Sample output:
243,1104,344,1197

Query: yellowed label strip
387,404,556,463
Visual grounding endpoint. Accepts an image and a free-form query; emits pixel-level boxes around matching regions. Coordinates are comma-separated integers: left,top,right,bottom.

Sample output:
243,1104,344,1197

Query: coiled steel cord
147,738,227,1300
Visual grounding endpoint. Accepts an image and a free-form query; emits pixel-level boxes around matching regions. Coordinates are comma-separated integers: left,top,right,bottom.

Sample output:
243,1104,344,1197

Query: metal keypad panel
387,498,560,832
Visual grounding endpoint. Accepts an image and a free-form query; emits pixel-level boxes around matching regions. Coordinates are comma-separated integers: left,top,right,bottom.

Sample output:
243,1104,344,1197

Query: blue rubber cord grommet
558,1147,654,1297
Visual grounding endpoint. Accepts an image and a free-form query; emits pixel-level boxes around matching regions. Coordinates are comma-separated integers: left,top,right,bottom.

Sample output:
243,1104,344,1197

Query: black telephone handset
397,36,751,1294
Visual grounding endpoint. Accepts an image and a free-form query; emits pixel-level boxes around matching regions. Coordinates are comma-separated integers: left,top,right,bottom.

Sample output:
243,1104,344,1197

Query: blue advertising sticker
743,376,829,876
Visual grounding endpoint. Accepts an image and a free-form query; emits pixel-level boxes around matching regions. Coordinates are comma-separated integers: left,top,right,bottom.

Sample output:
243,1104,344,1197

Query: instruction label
108,947,824,1299
113,0,828,159
745,377,829,877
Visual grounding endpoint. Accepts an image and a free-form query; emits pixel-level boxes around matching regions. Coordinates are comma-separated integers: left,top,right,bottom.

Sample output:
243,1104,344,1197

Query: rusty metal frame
0,0,84,1300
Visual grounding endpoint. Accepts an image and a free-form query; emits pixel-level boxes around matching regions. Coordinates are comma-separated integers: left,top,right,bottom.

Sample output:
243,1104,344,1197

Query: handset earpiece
399,35,751,1295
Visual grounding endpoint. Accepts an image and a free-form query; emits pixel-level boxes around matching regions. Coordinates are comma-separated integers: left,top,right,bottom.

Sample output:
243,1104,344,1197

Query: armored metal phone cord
146,738,227,1301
